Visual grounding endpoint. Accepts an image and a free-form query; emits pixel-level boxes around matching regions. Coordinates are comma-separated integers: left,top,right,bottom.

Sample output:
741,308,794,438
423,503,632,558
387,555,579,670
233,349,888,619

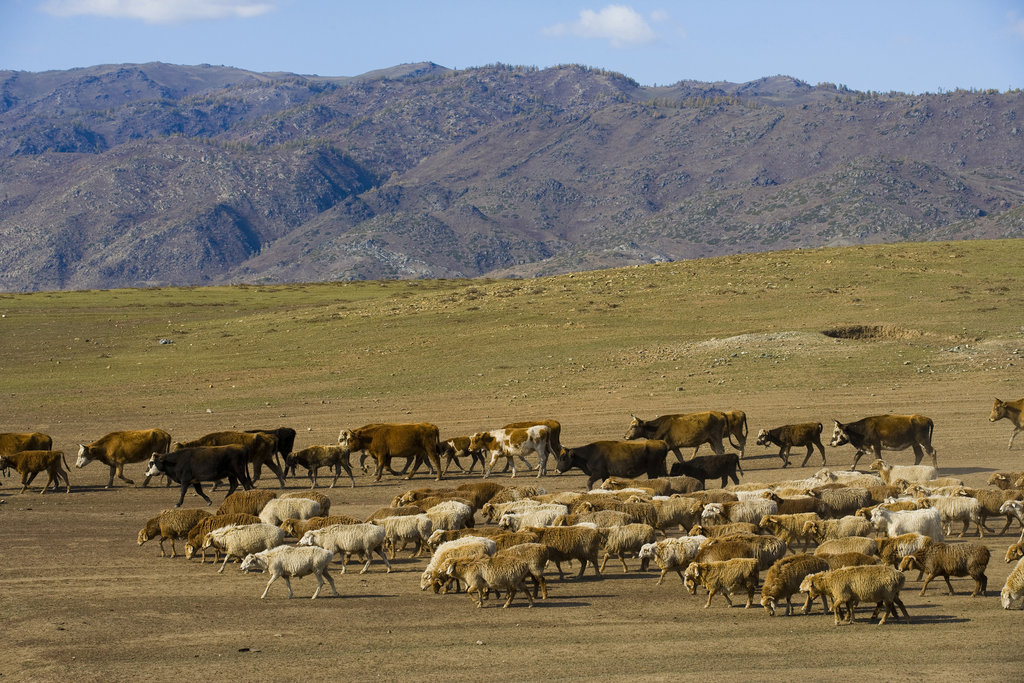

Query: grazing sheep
870,507,945,541
525,526,603,579
813,537,878,557
552,510,632,528
279,515,363,540
216,489,277,517
137,508,213,558
240,545,339,599
803,516,874,545
876,533,930,567
898,542,990,596
689,522,760,538
376,514,434,558
441,553,536,608
702,533,786,571
203,523,286,573
185,513,262,563
638,536,706,585
683,558,760,608
818,552,879,570
286,445,354,488
701,499,778,526
259,497,321,526
809,487,874,518
759,513,822,551
915,495,983,538
299,523,392,574
421,537,498,593
988,471,1024,490
799,565,911,625
868,459,938,485
280,491,332,516
597,523,657,572
425,500,475,531
761,554,832,616
1001,557,1024,609
364,505,426,523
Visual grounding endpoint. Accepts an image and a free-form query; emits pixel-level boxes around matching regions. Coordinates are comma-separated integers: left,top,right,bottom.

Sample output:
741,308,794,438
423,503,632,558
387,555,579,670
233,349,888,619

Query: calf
990,398,1024,450
0,450,71,493
286,445,354,488
472,425,552,478
145,445,253,507
755,422,826,468
669,453,742,489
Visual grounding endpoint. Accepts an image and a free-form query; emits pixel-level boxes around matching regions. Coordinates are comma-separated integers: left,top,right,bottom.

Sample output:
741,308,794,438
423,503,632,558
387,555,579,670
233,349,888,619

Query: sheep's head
137,529,153,546
798,573,820,598
239,554,264,573
761,594,776,617
701,503,724,522
184,543,198,560
898,555,920,572
1005,544,1024,563
298,532,314,546
682,563,700,595
638,543,656,560
688,524,706,537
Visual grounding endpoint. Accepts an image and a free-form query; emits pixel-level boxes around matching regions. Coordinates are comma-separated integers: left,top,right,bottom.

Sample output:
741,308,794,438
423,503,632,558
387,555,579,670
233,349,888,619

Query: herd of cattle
4,398,1024,620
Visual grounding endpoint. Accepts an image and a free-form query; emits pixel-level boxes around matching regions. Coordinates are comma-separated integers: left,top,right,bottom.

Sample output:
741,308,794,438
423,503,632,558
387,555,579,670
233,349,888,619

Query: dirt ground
4,378,1024,683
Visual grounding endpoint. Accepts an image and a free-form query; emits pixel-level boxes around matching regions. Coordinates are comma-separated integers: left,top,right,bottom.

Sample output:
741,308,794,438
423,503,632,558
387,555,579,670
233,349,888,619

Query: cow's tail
734,452,744,475
61,452,72,474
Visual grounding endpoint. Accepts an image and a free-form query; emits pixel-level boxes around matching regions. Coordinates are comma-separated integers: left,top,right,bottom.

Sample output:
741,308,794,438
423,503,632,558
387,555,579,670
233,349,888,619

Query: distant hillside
1,61,1022,291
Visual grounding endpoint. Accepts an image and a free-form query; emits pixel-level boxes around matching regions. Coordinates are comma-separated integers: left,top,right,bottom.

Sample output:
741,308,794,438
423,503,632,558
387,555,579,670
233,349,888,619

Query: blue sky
2,1,1023,93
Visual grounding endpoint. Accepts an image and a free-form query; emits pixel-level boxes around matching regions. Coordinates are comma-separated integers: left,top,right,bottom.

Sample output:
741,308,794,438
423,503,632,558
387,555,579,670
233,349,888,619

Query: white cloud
40,0,280,25
543,4,659,49
1010,11,1024,39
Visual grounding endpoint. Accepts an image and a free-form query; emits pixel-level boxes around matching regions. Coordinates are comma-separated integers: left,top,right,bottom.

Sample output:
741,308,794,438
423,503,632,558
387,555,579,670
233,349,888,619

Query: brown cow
1,450,71,493
77,429,172,488
555,439,670,490
175,431,284,487
624,412,732,462
721,411,748,458
756,422,826,467
438,436,486,475
990,398,1024,450
830,415,937,469
338,423,441,482
0,432,53,455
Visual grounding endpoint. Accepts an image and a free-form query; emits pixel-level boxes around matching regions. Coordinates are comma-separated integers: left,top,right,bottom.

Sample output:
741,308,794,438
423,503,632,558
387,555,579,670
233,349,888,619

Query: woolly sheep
485,485,547,507
915,495,983,538
689,522,760,538
1001,557,1024,609
299,523,391,574
759,513,821,551
498,507,565,531
813,537,878,557
280,490,332,516
683,558,760,608
988,471,1024,490
137,508,212,558
572,499,658,528
818,552,879,570
426,527,538,552
675,490,739,505
998,499,1024,539
898,542,990,597
799,565,910,625
802,516,873,544
701,499,778,526
421,537,498,594
376,514,434,558
646,497,703,537
552,510,632,528
694,539,756,565
870,507,945,541
809,468,885,488
481,498,547,523
240,545,339,599
868,459,937,485
760,554,831,616
364,505,426,523
216,489,277,517
953,488,1022,535
702,533,786,571
185,513,261,563
530,491,584,506
441,553,536,608
525,525,603,580
280,515,363,540
425,500,475,531
638,536,706,585
259,498,321,526
876,532,930,568
498,543,550,599
601,476,671,496
597,523,657,572
809,487,873,518
203,523,286,573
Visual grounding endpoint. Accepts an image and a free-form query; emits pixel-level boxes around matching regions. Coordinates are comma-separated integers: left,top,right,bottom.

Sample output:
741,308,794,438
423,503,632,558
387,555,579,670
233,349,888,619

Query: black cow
830,414,937,469
555,439,669,490
145,445,253,508
669,453,743,489
247,427,297,475
755,423,826,468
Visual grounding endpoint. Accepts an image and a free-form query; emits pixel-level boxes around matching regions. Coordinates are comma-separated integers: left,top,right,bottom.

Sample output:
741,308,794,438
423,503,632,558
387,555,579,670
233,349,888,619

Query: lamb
525,526,603,579
701,499,778,526
870,507,945,541
802,516,874,544
876,533,930,567
760,554,832,616
279,515,363,540
552,510,632,528
240,545,339,599
868,459,937,485
441,553,536,608
498,507,566,531
597,523,657,572
988,471,1024,490
646,497,704,537
216,489,277,516
280,490,332,517
818,552,879,570
809,487,873,518
375,514,434,558
184,513,261,563
299,523,392,574
420,537,498,594
1001,557,1024,609
137,508,213,558
813,536,878,557
638,536,706,585
915,495,983,538
202,523,286,573
799,565,911,625
689,522,760,538
259,497,321,526
898,542,990,596
286,445,354,488
759,513,821,551
425,500,475,531
683,558,760,608
701,533,786,571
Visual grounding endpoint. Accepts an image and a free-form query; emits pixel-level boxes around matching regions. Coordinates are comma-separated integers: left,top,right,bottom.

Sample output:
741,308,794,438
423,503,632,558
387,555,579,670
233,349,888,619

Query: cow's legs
1009,427,1024,450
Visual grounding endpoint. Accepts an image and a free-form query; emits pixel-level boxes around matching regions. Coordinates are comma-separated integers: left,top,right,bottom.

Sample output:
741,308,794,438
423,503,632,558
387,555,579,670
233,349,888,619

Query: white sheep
638,536,706,585
298,523,391,574
809,468,885,488
597,523,657,572
869,507,945,541
258,497,322,526
240,545,339,599
683,558,760,608
868,459,937,485
498,507,565,531
799,565,911,625
1001,557,1024,609
425,500,475,531
916,495,983,538
999,500,1024,539
421,537,498,593
376,514,434,558
876,532,930,568
202,523,287,573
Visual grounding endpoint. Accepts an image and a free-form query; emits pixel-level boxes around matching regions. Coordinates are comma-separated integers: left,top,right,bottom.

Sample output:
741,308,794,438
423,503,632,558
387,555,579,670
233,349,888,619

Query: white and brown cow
830,414,936,470
990,398,1024,450
470,426,552,478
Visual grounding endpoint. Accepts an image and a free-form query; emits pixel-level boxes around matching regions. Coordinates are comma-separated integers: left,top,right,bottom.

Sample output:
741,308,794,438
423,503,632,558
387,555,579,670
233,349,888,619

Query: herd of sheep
128,457,1024,621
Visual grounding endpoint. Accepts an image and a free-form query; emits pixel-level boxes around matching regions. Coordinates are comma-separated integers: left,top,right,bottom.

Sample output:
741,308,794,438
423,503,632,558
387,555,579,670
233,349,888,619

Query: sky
1,0,1023,93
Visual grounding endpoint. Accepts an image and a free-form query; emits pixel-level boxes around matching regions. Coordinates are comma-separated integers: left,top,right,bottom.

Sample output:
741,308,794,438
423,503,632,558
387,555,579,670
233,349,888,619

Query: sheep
498,506,567,531
701,533,786,571
1004,541,1024,563
818,552,879,570
676,490,739,505
425,500,475,531
481,498,548,523
799,565,911,625
299,523,392,574
646,497,704,537
420,536,498,593
496,543,550,599
552,510,632,528
694,539,756,564
441,553,536,608
202,523,286,573
530,491,584,506
240,545,339,599
280,490,332,516
185,513,261,563
855,500,921,532
452,481,506,507
426,527,538,552
760,554,832,616
485,485,547,507
898,542,990,597
216,489,277,517
809,487,874,518
870,507,945,541
759,513,821,551
701,499,778,526
597,523,657,572
866,485,902,505
1001,557,1024,609
689,522,760,538
571,499,658,528
412,495,475,515
683,558,760,608
988,471,1024,490
258,497,321,526
802,516,874,545
876,533,930,567
525,526,603,579
868,459,938,485
760,491,832,518
958,489,1024,535
638,536,706,585
813,537,878,557
137,508,212,558
375,514,434,558
279,515,363,540
365,505,426,523
601,476,671,496
915,495,983,538
809,468,885,488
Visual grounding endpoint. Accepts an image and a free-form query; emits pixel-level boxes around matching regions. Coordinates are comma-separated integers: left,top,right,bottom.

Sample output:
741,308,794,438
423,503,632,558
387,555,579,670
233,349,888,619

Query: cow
76,429,172,488
830,415,937,469
470,426,552,478
0,450,71,493
338,423,441,482
722,410,748,458
554,439,670,490
438,436,486,475
504,420,563,459
668,453,743,489
0,432,53,455
990,398,1024,450
246,427,297,475
756,422,826,468
176,431,284,487
145,445,253,507
624,412,736,462
285,445,355,488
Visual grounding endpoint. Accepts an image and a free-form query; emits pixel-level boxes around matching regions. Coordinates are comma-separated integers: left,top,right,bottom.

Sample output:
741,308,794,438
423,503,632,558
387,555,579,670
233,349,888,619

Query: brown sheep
280,490,332,516
683,558,760,608
799,565,910,625
817,552,879,570
689,522,760,538
761,554,832,616
216,489,277,516
280,515,363,540
138,508,212,558
525,526,602,579
184,513,261,562
898,542,991,597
